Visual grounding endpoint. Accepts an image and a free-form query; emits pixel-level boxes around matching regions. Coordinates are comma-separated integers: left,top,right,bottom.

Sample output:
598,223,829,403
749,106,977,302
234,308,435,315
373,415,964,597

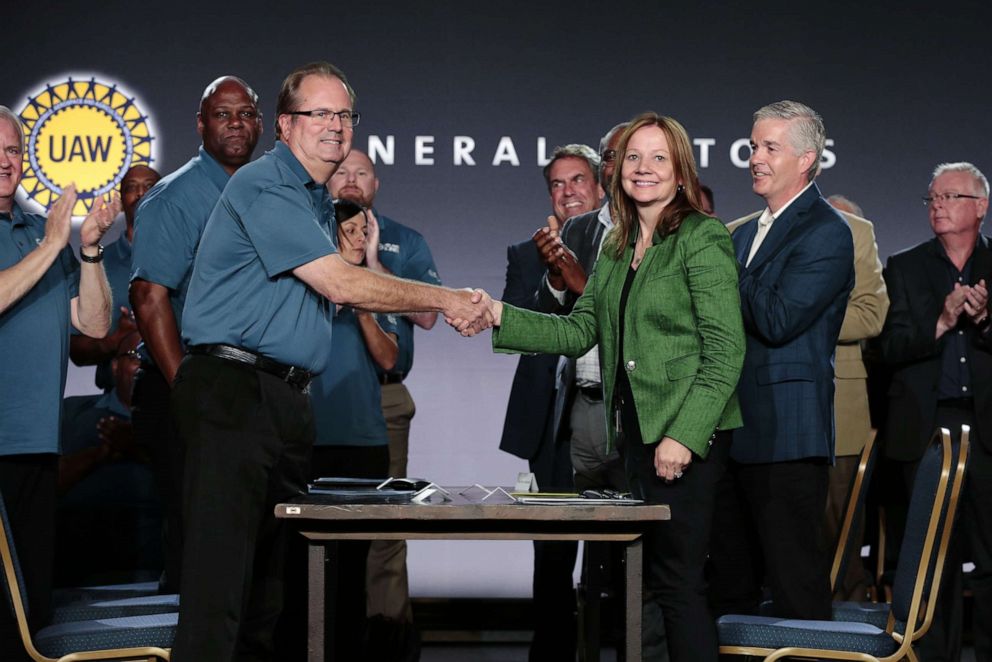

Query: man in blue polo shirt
0,105,118,658
170,61,491,662
70,164,160,391
329,149,440,647
129,76,262,593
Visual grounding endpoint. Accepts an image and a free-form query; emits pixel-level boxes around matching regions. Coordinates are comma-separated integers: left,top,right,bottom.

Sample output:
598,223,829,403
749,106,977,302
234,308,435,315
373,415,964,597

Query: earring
677,183,684,193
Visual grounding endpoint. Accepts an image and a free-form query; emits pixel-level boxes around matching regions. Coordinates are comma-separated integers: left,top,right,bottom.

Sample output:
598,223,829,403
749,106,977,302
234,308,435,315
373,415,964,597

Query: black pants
170,355,313,662
0,455,56,662
619,422,729,662
528,421,579,662
278,443,390,661
131,362,184,593
908,406,992,662
708,458,832,621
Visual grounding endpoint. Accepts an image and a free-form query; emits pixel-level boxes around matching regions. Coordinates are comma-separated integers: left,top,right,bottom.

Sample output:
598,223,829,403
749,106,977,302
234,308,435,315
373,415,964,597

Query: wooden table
276,488,669,662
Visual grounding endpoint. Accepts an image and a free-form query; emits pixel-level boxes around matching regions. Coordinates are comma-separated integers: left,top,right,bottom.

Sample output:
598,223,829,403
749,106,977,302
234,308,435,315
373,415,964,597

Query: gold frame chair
0,494,173,662
830,428,879,593
718,426,969,662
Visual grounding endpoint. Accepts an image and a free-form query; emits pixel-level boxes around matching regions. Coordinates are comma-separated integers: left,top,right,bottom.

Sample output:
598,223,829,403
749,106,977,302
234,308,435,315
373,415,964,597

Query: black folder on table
307,476,432,502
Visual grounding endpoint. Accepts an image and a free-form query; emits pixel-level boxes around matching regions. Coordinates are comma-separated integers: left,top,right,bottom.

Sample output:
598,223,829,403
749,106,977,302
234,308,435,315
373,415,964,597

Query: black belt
579,385,603,401
937,397,974,410
379,372,406,385
188,344,313,390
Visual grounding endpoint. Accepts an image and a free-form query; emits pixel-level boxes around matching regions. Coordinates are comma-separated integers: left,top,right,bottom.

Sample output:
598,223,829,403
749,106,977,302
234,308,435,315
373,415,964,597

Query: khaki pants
367,382,415,621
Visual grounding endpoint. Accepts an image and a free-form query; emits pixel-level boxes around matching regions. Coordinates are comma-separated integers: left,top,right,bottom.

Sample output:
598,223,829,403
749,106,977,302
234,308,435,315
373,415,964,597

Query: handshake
443,289,503,337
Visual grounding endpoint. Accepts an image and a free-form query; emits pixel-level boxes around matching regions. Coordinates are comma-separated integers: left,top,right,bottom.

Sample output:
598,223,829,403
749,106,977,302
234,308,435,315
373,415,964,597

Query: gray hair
753,100,825,182
543,144,600,191
826,194,864,217
599,122,629,154
931,162,990,197
0,106,24,153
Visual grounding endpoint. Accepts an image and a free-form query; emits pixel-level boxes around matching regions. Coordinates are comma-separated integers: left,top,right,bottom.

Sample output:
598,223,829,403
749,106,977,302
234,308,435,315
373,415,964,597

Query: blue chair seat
34,612,177,658
831,600,889,627
53,580,160,606
51,593,179,624
716,614,898,658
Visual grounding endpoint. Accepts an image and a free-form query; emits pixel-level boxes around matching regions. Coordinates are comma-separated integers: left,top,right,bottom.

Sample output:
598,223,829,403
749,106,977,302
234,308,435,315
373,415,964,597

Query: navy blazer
498,239,559,460
728,183,855,463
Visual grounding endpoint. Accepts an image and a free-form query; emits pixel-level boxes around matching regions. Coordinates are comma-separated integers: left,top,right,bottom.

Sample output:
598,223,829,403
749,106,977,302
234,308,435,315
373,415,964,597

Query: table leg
581,541,607,662
625,538,642,662
308,542,325,662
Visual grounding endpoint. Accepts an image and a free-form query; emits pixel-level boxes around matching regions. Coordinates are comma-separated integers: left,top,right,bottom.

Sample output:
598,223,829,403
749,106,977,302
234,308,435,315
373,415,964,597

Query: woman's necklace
631,238,651,270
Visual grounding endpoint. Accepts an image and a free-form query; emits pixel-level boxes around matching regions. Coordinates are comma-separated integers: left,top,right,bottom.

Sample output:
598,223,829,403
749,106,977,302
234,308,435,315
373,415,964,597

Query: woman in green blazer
490,113,745,662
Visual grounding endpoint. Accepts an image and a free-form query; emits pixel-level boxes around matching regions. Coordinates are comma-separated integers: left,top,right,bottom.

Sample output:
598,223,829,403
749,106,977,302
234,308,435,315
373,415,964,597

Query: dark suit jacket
498,240,559,460
878,235,992,460
728,183,855,463
535,208,610,442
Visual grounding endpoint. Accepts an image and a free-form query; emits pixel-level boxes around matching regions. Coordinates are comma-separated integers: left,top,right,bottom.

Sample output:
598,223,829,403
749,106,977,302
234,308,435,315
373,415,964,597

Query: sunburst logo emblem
17,76,156,216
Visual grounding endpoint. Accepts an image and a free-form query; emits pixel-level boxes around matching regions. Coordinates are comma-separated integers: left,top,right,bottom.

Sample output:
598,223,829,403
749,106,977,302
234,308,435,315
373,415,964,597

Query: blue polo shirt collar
371,206,390,230
197,145,232,191
271,141,329,217
271,141,318,188
2,202,27,227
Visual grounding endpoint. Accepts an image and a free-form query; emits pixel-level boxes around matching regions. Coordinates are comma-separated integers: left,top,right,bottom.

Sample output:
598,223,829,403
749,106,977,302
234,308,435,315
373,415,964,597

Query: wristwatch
79,244,104,263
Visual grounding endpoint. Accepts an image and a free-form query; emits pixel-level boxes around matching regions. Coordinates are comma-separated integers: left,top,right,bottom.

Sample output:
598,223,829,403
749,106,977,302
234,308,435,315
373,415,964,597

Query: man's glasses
601,149,617,163
922,192,984,206
286,109,360,128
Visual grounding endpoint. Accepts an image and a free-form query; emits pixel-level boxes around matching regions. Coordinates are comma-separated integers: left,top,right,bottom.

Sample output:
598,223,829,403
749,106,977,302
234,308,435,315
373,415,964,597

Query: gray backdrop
6,0,991,597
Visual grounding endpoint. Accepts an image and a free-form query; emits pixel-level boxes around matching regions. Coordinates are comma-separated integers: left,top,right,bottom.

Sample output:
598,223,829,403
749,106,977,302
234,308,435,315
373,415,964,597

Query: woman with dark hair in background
281,199,399,660
489,113,745,661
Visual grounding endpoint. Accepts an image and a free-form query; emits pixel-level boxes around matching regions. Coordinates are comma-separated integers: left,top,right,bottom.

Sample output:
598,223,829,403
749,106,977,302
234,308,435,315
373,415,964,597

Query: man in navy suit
500,143,603,661
710,100,854,620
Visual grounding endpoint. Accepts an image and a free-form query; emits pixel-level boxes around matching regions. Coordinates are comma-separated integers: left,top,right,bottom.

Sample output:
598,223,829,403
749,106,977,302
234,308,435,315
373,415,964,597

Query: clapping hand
532,216,587,294
97,416,137,461
365,209,382,270
964,279,989,326
937,283,971,337
80,192,122,248
43,184,78,250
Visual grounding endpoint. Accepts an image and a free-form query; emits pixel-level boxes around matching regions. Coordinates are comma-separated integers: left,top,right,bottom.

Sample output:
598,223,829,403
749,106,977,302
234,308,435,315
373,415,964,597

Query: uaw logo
17,76,156,216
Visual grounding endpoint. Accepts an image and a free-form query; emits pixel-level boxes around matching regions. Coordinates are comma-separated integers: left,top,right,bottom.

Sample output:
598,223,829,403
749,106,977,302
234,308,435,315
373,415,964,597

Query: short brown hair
274,61,356,139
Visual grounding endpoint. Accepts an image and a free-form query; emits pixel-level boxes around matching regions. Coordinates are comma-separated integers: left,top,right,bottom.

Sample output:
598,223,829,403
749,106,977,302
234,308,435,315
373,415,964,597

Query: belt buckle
284,365,311,392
